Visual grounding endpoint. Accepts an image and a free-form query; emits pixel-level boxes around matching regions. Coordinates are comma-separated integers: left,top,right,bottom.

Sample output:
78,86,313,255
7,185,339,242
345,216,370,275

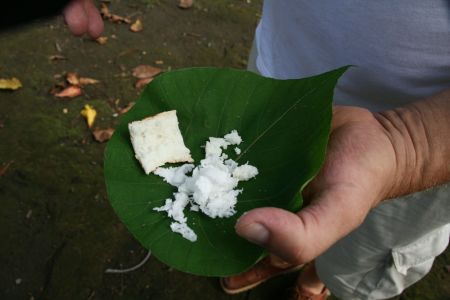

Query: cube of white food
128,110,193,174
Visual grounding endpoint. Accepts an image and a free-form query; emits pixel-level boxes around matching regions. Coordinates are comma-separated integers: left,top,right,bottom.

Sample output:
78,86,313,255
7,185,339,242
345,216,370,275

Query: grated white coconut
153,130,258,242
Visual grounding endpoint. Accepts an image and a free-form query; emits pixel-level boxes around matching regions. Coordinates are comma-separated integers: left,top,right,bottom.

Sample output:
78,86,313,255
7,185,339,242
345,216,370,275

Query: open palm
235,105,398,264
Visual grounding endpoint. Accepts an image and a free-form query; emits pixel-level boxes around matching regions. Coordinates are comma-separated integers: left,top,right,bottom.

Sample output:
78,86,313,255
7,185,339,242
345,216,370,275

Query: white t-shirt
253,4,450,295
255,0,450,111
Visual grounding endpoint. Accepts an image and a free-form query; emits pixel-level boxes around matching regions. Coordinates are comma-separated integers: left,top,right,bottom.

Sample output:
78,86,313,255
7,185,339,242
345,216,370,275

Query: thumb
235,184,371,265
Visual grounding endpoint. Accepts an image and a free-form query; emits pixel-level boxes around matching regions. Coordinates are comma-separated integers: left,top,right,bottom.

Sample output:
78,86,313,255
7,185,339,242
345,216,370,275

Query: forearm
375,89,450,198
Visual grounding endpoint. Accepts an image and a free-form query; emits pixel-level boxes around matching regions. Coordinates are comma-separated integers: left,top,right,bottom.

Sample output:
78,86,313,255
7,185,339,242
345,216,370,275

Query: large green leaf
104,67,347,277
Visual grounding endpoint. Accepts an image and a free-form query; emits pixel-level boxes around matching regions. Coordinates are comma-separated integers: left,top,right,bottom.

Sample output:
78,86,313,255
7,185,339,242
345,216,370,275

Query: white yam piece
128,110,193,174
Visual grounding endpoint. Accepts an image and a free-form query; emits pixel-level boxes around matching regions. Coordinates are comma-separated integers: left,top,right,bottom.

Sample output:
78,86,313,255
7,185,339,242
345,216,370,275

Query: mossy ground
0,1,448,299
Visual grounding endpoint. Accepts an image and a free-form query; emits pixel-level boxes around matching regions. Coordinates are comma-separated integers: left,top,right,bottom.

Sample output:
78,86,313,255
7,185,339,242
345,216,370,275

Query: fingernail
237,223,269,245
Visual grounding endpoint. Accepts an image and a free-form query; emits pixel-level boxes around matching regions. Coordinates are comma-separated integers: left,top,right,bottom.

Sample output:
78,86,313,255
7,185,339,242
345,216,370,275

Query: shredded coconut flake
232,164,259,181
224,130,242,145
153,130,258,242
170,222,197,242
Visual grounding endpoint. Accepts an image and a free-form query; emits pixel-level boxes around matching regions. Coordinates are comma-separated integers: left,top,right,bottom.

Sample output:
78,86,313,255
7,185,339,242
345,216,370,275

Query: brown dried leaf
135,77,153,89
118,101,135,114
49,81,66,95
79,77,100,85
132,65,162,79
49,54,66,61
100,3,111,18
54,85,82,98
178,0,193,9
110,14,131,24
130,19,143,32
0,161,13,177
0,77,22,90
92,127,114,143
66,72,80,86
96,36,108,45
100,3,131,24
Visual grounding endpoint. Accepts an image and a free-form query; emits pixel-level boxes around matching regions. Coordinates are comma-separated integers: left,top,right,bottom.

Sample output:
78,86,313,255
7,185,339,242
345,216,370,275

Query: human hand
235,105,400,265
63,0,103,38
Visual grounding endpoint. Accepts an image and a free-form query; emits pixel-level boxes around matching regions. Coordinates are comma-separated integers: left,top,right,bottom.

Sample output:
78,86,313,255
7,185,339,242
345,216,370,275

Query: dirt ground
0,1,448,299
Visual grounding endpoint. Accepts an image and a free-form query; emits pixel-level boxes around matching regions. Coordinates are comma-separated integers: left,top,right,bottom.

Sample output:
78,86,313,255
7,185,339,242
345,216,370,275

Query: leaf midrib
237,77,332,161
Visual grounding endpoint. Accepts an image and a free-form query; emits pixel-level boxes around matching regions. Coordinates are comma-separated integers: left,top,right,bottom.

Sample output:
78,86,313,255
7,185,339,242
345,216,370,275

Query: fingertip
235,207,291,229
236,222,270,246
84,0,104,39
235,207,271,232
235,207,309,264
88,17,104,39
63,0,89,36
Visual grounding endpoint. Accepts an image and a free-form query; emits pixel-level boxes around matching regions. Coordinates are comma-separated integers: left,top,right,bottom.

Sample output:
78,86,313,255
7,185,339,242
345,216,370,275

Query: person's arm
235,88,450,264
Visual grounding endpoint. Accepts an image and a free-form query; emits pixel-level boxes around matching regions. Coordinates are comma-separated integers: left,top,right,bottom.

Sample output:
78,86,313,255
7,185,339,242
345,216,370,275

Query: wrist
374,96,450,198
374,107,422,198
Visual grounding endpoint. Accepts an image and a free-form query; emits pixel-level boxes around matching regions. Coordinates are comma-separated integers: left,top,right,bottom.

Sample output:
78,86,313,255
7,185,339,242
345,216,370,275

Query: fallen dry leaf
130,19,143,32
49,54,66,61
100,3,131,24
81,104,97,128
79,77,100,85
54,85,82,98
96,36,108,45
132,65,162,79
135,77,153,89
100,3,111,18
92,127,114,143
49,80,66,92
110,14,131,24
0,161,13,177
178,0,193,9
66,72,80,86
118,101,135,114
0,77,22,90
